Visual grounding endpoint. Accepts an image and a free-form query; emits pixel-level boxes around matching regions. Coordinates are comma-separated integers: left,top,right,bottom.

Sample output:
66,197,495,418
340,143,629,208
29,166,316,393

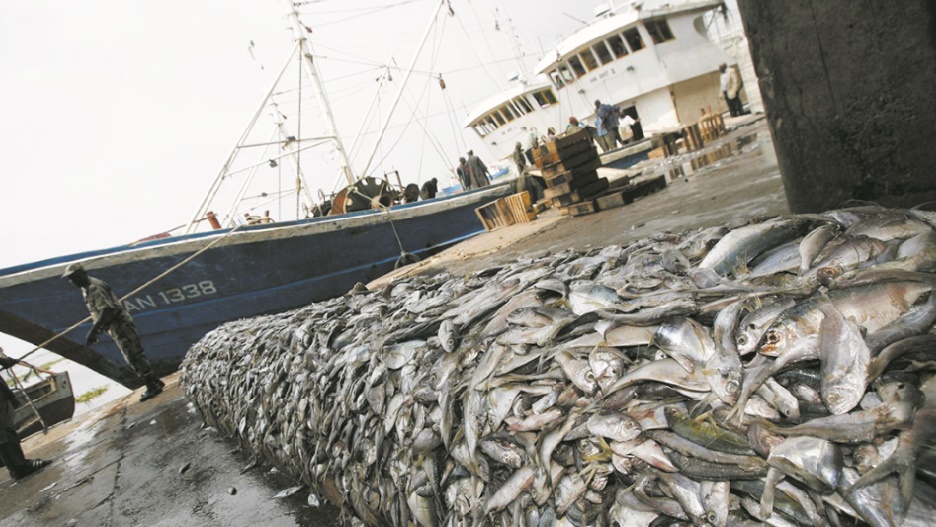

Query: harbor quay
4,117,784,525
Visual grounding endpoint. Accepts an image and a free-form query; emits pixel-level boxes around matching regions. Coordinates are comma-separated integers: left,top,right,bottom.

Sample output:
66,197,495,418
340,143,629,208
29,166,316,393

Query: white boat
11,371,75,438
464,0,737,165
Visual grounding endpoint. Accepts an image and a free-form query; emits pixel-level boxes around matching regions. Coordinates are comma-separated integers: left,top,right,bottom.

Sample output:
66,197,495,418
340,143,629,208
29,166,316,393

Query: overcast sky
0,0,594,363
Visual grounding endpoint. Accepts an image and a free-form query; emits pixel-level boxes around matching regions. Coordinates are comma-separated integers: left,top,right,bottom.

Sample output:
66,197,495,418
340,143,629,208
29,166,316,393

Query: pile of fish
181,205,936,526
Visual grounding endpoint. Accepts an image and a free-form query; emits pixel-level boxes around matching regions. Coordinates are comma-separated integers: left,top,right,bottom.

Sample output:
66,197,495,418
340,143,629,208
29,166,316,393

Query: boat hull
0,185,511,387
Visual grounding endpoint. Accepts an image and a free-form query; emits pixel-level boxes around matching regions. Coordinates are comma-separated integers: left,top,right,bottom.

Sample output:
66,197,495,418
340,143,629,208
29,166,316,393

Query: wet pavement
1,375,342,526
3,115,784,526
375,115,786,285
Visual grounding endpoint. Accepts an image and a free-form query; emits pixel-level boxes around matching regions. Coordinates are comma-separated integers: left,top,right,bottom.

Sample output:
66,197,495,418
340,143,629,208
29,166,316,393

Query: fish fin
759,467,783,520
898,461,917,520
847,453,898,497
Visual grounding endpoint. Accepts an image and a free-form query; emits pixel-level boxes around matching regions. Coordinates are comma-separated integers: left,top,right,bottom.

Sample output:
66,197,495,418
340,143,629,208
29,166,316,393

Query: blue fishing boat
0,184,508,387
0,3,513,387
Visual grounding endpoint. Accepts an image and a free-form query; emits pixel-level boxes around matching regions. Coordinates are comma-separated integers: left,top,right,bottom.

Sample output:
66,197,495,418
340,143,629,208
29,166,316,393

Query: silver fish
699,217,810,277
818,302,870,415
585,412,642,443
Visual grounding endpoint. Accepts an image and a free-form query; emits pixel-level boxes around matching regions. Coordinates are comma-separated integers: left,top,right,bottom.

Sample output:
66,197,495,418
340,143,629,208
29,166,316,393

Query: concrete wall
738,0,936,213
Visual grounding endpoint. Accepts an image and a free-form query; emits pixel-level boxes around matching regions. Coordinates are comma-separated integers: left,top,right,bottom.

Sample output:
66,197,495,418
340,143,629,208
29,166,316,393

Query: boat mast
283,0,356,187
184,49,297,234
359,0,447,179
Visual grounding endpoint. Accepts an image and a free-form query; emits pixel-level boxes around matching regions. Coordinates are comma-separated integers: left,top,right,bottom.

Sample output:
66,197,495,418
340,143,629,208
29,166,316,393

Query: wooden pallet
475,199,514,231
561,201,598,217
541,148,602,179
543,168,599,189
543,171,600,199
533,139,594,168
550,177,610,208
594,175,668,211
475,192,535,231
532,127,591,160
504,191,535,223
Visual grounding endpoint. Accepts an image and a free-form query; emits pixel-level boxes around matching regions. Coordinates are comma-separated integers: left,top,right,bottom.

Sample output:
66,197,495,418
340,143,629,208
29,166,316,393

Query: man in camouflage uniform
0,351,52,479
62,263,165,401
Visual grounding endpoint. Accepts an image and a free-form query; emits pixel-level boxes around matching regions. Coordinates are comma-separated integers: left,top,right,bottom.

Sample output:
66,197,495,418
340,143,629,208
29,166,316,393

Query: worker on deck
466,150,491,188
62,264,165,402
0,351,52,480
420,178,438,200
456,157,472,191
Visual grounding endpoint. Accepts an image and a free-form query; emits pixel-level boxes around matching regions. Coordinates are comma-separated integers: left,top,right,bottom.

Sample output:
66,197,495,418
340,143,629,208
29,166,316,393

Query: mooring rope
13,223,246,364
2,363,49,434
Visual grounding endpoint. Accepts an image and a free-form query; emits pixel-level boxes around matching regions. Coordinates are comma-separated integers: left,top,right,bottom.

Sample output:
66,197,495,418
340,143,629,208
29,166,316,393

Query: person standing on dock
595,100,623,150
720,63,744,117
466,150,491,188
62,264,165,402
456,157,472,191
513,142,545,202
0,352,52,480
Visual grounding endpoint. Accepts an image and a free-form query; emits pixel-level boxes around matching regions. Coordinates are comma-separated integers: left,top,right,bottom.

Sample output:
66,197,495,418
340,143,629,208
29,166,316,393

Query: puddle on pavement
60,416,106,470
647,132,763,181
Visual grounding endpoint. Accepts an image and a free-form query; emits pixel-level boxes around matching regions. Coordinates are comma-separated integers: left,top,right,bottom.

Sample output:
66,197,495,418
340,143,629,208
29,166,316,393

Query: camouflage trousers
106,318,154,380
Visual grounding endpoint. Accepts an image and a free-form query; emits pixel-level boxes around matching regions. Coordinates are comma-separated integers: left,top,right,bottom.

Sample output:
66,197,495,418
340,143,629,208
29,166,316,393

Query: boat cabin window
549,70,565,90
592,41,614,65
514,96,533,114
485,115,498,130
499,104,515,122
492,111,506,126
623,28,644,52
579,48,599,71
532,88,557,108
568,55,587,78
645,19,675,43
607,34,629,58
558,65,574,82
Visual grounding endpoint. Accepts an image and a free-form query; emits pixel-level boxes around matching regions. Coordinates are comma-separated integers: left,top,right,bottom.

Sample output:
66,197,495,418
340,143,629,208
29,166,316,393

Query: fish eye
828,393,839,403
898,382,905,389
736,335,748,346
766,331,780,344
726,380,740,394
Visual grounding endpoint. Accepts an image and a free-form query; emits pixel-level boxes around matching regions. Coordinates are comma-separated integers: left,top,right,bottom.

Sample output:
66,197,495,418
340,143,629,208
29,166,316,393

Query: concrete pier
2,118,784,525
738,0,936,212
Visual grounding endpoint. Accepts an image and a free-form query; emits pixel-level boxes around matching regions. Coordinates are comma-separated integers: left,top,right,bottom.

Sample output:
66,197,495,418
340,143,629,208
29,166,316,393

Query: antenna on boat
283,0,356,187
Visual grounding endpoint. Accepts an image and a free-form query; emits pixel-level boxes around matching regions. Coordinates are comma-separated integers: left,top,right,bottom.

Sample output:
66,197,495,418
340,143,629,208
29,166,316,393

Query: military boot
139,376,165,402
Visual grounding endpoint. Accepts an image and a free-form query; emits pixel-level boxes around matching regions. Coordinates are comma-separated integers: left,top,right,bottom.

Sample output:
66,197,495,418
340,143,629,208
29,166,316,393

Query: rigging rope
296,54,303,220
3,363,49,434
12,224,246,365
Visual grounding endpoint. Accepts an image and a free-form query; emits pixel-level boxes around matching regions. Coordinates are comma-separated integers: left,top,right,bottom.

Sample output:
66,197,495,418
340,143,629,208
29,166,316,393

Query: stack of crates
533,127,609,216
